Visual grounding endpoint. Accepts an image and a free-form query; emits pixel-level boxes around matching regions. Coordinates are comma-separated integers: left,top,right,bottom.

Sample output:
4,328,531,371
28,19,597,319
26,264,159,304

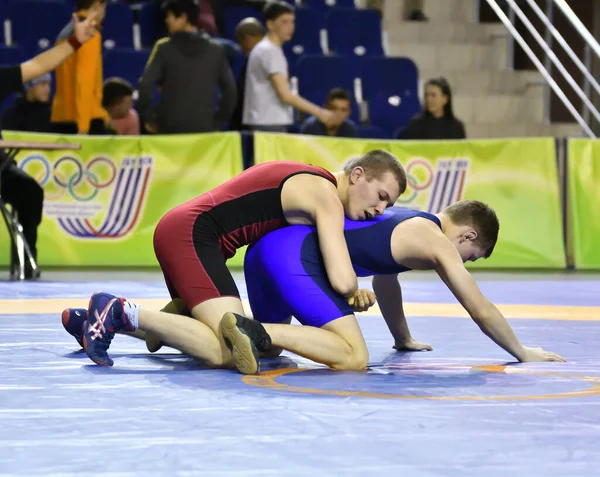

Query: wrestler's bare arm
389,219,564,362
372,274,432,351
429,229,564,362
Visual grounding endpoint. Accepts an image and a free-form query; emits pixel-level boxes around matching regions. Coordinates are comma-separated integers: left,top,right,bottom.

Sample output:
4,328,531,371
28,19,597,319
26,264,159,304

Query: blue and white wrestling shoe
82,292,134,367
61,308,88,347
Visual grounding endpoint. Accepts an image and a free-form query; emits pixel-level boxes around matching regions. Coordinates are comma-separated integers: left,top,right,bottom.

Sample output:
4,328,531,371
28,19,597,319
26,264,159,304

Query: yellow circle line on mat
2,298,600,321
242,366,600,401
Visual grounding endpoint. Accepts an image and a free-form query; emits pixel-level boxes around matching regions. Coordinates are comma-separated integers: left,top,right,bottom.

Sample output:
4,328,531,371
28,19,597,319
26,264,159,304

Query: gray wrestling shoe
220,312,272,375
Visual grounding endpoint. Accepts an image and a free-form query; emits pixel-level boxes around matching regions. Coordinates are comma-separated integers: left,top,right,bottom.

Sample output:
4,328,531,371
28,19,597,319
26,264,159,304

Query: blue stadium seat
0,2,6,44
361,56,418,100
296,55,354,95
0,45,24,65
283,8,324,75
102,1,134,49
327,8,383,56
9,1,70,57
138,1,166,48
368,93,420,137
223,6,264,41
356,125,387,139
103,48,150,87
296,55,359,122
304,0,355,11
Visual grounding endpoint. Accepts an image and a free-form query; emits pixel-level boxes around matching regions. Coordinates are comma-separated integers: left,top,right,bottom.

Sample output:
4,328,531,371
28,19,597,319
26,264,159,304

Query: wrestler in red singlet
152,161,336,310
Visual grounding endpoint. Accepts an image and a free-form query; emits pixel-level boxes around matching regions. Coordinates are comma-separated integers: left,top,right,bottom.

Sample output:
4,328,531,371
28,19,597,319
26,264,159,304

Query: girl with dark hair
397,77,466,140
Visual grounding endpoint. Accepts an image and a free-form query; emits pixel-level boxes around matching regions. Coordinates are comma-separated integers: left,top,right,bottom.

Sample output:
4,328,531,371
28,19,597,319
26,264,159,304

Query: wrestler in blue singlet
244,207,442,328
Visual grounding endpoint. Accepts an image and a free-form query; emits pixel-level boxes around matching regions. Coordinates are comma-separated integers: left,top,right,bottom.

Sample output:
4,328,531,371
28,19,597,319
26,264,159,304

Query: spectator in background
198,0,242,70
301,88,357,138
51,0,109,134
1,74,53,133
230,17,264,130
137,0,236,134
102,78,140,136
198,0,218,34
0,13,99,279
398,77,466,140
243,1,340,132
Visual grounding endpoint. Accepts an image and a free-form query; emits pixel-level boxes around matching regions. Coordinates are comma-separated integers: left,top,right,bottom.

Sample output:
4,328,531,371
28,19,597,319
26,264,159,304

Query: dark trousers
52,118,108,135
0,160,44,273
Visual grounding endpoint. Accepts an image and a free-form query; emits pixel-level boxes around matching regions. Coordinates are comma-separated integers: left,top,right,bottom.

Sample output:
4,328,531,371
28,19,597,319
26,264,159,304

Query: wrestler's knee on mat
331,348,369,371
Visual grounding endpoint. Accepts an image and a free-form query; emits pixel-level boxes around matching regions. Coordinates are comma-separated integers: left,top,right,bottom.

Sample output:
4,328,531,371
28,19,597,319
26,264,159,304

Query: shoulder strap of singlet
412,210,442,229
278,164,337,190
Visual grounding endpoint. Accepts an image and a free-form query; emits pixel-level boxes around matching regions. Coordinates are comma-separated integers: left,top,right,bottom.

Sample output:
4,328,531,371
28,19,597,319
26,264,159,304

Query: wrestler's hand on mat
347,289,376,312
520,346,566,363
393,338,433,352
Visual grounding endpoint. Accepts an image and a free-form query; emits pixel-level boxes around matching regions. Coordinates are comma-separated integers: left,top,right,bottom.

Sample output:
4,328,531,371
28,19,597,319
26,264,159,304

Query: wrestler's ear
349,166,365,184
464,230,477,242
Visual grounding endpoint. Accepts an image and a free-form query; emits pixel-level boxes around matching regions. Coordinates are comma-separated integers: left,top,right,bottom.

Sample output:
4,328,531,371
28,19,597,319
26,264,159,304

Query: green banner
568,139,600,269
255,133,565,268
0,131,243,267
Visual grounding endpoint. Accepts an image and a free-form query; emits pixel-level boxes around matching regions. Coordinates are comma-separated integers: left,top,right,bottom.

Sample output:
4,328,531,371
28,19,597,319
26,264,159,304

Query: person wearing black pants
0,159,44,278
0,13,98,278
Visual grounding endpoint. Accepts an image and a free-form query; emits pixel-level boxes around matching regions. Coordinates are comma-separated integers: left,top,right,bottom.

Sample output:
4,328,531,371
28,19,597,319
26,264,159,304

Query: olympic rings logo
20,154,117,202
397,158,435,204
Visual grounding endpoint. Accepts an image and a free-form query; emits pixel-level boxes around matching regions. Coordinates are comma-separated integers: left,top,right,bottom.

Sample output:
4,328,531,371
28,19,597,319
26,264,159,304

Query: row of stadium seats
1,1,137,54
1,1,382,62
0,0,420,137
0,43,420,137
224,6,383,63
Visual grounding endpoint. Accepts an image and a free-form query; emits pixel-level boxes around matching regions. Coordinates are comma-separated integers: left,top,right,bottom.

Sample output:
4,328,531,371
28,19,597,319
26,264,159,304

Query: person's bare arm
270,73,336,126
283,175,358,298
312,188,358,298
372,274,432,351
20,13,98,83
432,236,565,362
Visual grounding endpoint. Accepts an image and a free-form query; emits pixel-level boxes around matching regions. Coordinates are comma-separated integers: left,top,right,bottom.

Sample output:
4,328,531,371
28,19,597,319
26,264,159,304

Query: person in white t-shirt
242,1,341,132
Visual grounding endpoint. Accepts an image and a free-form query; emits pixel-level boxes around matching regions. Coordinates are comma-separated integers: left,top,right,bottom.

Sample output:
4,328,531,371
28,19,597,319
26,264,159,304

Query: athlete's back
247,206,441,277
163,161,336,258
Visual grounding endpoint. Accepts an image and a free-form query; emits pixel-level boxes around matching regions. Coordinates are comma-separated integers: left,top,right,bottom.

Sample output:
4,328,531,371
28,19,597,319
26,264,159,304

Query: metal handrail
525,0,600,101
485,0,594,138
553,0,600,61
507,0,600,126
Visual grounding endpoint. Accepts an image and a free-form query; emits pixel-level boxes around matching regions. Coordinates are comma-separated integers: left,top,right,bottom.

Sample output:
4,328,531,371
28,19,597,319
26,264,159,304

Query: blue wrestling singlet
244,207,441,328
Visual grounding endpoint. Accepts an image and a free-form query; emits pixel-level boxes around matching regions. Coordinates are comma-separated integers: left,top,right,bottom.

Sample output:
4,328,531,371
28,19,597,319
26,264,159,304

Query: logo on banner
19,154,153,239
396,157,470,213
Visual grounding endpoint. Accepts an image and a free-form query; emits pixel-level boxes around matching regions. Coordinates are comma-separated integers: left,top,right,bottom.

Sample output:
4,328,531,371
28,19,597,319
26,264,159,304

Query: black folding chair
0,147,39,280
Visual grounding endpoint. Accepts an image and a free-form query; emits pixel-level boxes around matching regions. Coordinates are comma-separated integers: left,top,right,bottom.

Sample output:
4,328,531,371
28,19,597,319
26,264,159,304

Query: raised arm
20,13,98,83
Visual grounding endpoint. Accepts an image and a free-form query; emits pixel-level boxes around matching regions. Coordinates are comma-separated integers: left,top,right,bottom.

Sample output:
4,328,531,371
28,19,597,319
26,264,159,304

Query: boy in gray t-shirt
242,1,340,132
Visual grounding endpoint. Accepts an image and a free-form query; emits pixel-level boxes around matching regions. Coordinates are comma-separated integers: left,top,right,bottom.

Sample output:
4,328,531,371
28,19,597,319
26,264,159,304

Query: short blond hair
343,150,407,195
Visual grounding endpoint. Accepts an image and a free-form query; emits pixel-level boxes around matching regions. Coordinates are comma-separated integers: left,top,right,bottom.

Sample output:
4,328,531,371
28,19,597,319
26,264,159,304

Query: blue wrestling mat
0,273,598,476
